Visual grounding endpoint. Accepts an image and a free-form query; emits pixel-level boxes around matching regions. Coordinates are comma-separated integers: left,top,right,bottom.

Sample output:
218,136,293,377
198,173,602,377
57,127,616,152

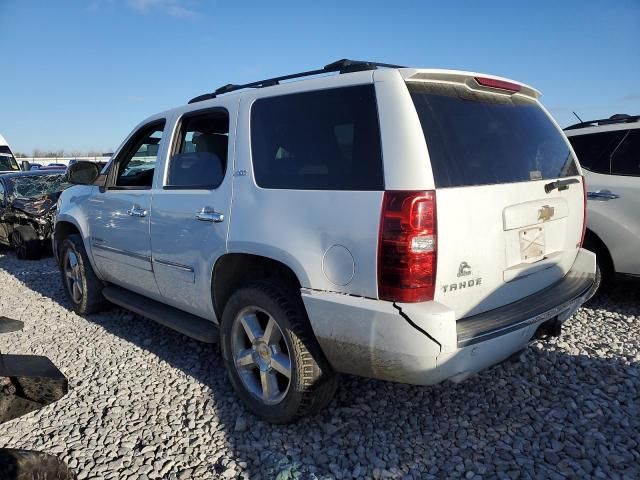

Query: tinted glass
115,122,165,188
408,82,579,188
167,111,228,188
251,85,383,190
611,129,640,176
567,130,626,174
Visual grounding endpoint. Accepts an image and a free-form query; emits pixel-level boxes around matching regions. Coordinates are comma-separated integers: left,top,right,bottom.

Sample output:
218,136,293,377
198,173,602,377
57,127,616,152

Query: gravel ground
0,251,638,480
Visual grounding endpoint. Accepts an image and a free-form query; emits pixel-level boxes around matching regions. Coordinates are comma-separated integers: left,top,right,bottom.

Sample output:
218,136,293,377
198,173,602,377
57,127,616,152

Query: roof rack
188,59,405,104
564,113,640,131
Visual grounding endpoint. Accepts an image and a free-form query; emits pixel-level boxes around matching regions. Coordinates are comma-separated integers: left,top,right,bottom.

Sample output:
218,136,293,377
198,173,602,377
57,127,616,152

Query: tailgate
406,75,583,319
435,180,583,318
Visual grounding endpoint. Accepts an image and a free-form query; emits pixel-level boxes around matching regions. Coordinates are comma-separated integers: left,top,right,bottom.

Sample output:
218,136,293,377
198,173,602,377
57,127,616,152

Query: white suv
54,59,595,423
564,115,640,289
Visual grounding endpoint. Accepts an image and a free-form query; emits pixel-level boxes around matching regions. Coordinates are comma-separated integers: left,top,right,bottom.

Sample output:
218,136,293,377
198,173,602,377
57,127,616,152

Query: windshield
8,174,71,199
407,81,579,188
0,146,19,171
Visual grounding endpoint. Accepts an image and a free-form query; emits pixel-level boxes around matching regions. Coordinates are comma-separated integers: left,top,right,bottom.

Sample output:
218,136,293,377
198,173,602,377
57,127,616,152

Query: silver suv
564,114,640,291
55,59,595,423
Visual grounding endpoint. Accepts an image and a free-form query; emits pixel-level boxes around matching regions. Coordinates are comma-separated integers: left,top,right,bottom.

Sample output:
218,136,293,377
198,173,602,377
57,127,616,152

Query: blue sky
1,0,639,154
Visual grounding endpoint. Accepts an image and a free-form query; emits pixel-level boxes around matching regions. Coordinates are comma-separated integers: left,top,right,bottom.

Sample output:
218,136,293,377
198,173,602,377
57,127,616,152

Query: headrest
193,133,227,157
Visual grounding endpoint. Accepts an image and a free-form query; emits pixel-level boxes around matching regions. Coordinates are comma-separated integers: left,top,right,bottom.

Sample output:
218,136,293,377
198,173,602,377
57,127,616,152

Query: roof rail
188,59,405,104
564,113,640,131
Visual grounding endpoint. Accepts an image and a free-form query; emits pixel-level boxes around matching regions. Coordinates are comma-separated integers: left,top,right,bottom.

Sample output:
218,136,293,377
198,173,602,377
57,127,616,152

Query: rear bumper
302,248,595,385
455,250,595,347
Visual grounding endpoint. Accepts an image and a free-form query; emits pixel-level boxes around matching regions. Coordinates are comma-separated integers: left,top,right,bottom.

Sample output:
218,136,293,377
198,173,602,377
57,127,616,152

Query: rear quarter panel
228,73,384,298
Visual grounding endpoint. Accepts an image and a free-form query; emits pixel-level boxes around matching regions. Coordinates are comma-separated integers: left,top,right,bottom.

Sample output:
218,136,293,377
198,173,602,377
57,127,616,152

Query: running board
102,286,219,343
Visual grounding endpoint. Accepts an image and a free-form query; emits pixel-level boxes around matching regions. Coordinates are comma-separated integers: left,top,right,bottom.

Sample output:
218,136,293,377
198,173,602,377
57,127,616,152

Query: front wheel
11,226,41,260
59,234,109,314
220,281,338,424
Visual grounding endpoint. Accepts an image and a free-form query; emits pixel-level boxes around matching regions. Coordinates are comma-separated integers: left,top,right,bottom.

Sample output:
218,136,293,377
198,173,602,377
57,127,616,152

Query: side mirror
66,161,100,185
21,160,31,171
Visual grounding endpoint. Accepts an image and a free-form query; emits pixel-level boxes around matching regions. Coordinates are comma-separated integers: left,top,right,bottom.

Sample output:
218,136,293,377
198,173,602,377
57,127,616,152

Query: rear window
407,82,579,188
567,130,627,174
250,85,384,190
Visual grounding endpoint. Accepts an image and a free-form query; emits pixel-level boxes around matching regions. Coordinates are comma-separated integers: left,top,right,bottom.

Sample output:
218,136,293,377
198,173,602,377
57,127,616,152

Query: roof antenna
572,111,583,123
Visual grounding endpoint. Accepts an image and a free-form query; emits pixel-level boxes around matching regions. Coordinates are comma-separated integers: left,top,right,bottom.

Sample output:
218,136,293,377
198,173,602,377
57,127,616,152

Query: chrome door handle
587,190,621,201
196,207,224,223
127,207,148,217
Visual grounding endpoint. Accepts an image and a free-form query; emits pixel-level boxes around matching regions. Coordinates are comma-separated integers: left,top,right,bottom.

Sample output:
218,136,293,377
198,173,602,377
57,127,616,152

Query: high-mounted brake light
474,77,521,93
378,191,437,303
579,177,587,247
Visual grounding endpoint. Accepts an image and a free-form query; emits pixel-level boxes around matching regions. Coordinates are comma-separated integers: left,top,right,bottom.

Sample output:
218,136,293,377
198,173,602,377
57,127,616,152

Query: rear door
406,78,584,319
150,106,234,320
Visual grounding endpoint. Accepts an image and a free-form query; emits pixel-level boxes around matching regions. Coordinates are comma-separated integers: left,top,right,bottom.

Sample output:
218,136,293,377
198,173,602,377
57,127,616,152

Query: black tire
58,234,109,314
583,233,615,295
220,280,338,424
11,226,41,260
585,261,602,303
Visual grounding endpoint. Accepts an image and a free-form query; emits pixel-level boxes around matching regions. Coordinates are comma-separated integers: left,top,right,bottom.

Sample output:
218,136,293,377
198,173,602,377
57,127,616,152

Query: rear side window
611,129,640,177
407,82,579,188
567,130,626,174
251,85,383,190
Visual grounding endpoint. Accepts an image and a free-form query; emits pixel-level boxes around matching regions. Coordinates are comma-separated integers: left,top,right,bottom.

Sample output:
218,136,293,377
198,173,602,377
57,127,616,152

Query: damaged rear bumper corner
301,249,596,386
301,289,537,386
301,290,446,385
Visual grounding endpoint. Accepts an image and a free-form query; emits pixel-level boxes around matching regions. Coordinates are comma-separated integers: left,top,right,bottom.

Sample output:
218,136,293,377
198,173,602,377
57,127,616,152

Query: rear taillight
474,76,521,93
378,191,437,303
580,176,587,247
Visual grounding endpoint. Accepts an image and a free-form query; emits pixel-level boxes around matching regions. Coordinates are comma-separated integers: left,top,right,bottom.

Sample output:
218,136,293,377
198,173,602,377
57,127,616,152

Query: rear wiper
544,178,580,193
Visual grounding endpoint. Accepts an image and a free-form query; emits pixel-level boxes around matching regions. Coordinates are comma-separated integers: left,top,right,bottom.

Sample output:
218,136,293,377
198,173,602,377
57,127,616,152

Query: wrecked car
0,170,69,259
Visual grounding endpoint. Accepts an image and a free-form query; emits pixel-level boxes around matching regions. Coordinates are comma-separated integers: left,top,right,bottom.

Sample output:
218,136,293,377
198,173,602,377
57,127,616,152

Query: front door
88,119,167,299
150,107,234,320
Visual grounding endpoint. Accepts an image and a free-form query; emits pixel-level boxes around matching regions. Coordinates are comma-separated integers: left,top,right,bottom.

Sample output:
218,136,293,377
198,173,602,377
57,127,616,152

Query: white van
0,134,20,174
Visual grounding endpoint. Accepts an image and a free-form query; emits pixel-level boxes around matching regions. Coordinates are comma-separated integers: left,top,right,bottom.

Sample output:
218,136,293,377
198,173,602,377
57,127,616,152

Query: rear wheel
583,233,614,299
220,281,338,424
59,234,109,314
585,262,602,302
11,226,41,260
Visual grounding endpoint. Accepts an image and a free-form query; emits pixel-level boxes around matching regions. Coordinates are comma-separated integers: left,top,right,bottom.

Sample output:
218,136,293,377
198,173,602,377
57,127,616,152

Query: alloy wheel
64,250,84,304
231,307,292,405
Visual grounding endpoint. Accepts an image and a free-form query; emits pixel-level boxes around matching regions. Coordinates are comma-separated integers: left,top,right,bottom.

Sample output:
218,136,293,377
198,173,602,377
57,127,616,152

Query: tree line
14,149,110,158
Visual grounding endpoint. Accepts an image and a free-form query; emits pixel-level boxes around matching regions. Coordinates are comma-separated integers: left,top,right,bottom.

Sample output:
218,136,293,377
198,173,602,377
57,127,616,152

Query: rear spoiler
400,69,540,100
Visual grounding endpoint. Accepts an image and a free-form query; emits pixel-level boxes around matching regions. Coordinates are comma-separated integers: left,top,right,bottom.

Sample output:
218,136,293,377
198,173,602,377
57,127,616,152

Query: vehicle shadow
1,254,638,479
584,277,640,316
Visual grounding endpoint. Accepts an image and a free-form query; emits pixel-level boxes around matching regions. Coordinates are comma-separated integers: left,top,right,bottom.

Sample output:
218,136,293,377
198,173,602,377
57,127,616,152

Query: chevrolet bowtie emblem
538,205,555,222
